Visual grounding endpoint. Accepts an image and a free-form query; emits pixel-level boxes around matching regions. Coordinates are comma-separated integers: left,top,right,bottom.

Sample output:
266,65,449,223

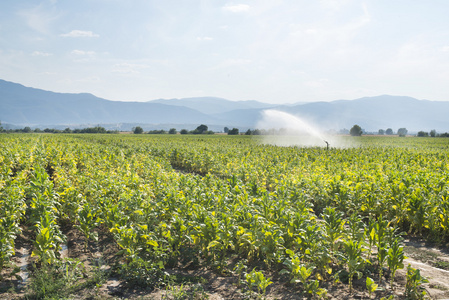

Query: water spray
257,110,344,148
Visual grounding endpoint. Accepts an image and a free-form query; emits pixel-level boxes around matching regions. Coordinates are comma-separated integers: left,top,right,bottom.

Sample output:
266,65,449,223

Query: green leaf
146,239,159,247
279,269,290,275
207,240,221,250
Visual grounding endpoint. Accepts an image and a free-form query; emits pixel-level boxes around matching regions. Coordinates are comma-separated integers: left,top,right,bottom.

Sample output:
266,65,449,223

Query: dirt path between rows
399,238,449,299
4,234,449,299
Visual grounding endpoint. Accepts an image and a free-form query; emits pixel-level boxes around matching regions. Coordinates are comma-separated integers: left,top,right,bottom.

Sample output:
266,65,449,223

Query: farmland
1,134,449,299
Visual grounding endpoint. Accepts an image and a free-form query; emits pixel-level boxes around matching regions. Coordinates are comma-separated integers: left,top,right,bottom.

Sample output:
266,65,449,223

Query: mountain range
1,79,448,132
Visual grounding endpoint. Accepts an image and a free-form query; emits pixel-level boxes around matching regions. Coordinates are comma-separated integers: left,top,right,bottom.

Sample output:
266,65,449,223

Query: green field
1,134,448,299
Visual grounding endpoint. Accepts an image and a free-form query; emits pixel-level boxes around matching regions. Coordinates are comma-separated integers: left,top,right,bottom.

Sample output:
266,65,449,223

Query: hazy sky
1,1,449,103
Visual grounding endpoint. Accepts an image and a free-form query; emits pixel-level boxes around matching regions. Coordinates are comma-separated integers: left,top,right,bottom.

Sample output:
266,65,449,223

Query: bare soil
2,232,449,299
399,237,449,299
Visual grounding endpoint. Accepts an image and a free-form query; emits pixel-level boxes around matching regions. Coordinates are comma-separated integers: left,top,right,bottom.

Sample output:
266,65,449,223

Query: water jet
256,110,329,147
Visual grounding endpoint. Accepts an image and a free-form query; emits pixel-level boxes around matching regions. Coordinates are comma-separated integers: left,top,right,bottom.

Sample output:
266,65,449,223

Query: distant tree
349,125,362,136
253,129,261,135
191,125,209,134
417,131,429,137
23,126,32,133
34,128,42,133
430,129,436,137
228,128,239,135
224,127,229,133
133,126,144,134
180,129,188,135
148,129,166,134
63,127,72,133
0,121,2,132
385,128,394,135
169,128,177,134
82,126,106,134
378,129,385,135
196,124,208,134
397,128,408,137
245,129,252,135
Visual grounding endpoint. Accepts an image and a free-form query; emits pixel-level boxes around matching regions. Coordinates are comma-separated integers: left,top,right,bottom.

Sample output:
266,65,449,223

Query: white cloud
69,50,96,62
32,51,52,57
197,36,213,41
112,63,150,75
319,0,352,11
281,3,371,65
60,30,99,38
222,4,250,13
19,5,61,34
441,46,449,52
71,50,96,56
224,58,251,65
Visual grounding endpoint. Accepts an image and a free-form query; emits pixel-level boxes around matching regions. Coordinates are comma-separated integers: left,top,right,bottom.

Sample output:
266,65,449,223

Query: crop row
1,134,447,297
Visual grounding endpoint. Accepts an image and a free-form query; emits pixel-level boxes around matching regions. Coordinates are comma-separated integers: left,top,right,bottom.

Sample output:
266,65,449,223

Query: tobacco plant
321,207,346,263
387,239,406,289
342,239,366,293
32,210,65,265
75,202,99,252
405,264,429,300
245,268,273,298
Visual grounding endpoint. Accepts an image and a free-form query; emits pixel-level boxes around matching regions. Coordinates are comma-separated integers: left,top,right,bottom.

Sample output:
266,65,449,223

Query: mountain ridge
1,79,449,132
148,97,276,114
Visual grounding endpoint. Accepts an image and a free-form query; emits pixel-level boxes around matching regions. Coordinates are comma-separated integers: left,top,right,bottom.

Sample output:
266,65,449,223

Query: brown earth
2,231,449,299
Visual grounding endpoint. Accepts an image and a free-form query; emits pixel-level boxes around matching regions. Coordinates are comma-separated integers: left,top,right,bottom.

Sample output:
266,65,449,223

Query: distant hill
1,79,449,132
278,95,449,132
0,79,214,125
149,97,275,114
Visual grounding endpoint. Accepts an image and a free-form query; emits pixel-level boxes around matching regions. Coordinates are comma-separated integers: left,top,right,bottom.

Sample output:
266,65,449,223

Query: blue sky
1,0,449,103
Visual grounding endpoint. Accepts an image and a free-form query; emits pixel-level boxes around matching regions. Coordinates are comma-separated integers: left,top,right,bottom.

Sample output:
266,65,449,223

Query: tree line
133,124,214,135
349,125,409,137
0,124,118,134
4,121,449,138
350,124,449,137
417,130,449,137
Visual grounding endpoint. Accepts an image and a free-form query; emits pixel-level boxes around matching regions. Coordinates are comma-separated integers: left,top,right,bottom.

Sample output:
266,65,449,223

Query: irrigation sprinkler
324,140,329,150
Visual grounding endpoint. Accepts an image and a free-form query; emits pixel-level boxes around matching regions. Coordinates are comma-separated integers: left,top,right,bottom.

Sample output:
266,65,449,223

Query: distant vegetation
0,124,118,134
144,125,214,135
350,124,362,136
133,126,144,134
227,128,239,135
417,130,449,137
3,121,449,138
397,128,408,137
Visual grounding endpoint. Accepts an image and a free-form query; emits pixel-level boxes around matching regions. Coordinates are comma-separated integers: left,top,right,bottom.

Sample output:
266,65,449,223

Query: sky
1,0,449,104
